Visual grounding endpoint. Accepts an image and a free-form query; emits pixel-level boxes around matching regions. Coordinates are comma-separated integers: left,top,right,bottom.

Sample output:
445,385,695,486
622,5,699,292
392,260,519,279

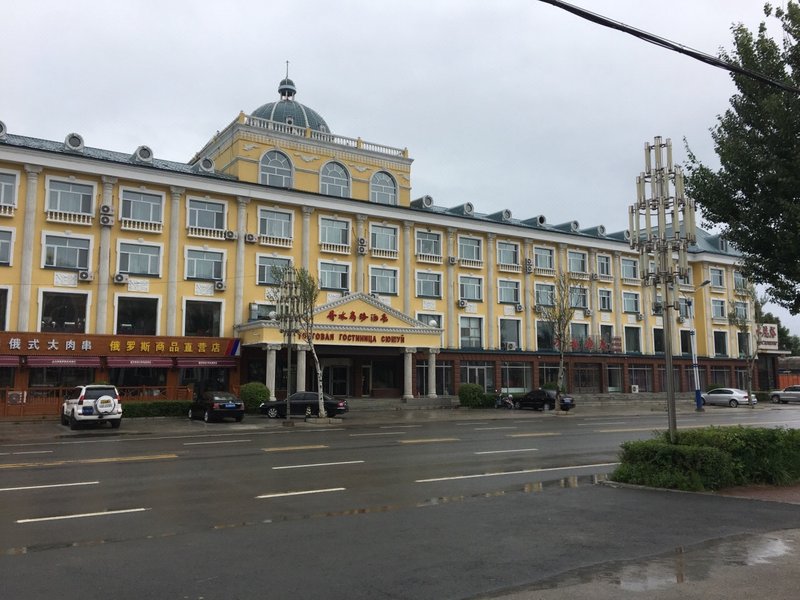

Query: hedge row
612,426,800,491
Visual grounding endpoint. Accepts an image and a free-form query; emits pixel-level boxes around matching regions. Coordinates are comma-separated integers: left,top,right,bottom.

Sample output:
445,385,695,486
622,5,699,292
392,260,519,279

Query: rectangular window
417,313,442,328
371,225,398,251
600,324,614,346
597,255,611,277
734,301,748,320
370,267,398,295
624,326,641,353
535,283,554,306
537,321,555,350
47,180,92,214
568,251,586,273
188,198,225,230
571,322,588,341
459,237,482,261
186,249,223,280
0,172,17,207
500,319,520,347
598,289,612,311
714,331,728,356
320,218,348,245
498,280,520,303
653,328,665,353
497,242,518,266
44,235,90,270
0,230,11,265
712,299,726,319
677,266,694,286
416,272,442,298
738,332,750,357
623,292,640,313
320,262,349,290
460,316,482,349
119,243,160,276
534,247,554,269
569,286,588,309
260,209,292,239
678,297,693,318
710,267,725,287
734,270,747,291
122,190,163,223
257,256,291,285
621,258,638,280
459,276,482,301
416,231,441,256
680,330,693,355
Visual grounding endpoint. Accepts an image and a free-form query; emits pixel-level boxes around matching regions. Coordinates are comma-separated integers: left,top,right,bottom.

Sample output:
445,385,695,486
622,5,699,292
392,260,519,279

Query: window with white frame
417,313,442,328
186,249,223,280
122,189,162,223
734,301,748,320
370,267,398,295
738,332,750,357
416,272,441,298
47,180,92,214
498,280,520,303
320,262,349,290
677,266,694,286
598,289,612,311
370,171,397,205
535,283,554,306
623,292,640,313
320,217,349,245
459,237,482,261
710,267,725,287
621,258,639,280
416,231,441,257
678,297,693,318
44,235,90,270
0,230,11,265
260,150,293,187
371,224,398,252
568,250,586,273
257,256,291,285
497,241,518,266
534,247,553,269
0,172,17,207
597,254,611,277
500,319,520,347
321,162,350,197
460,316,483,349
188,198,225,230
624,326,642,353
259,209,292,239
734,270,747,291
571,323,589,341
714,331,728,356
569,286,588,309
712,299,726,319
119,243,160,276
459,276,482,301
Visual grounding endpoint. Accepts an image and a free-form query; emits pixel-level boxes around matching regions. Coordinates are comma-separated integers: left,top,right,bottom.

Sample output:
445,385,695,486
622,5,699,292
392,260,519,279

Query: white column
167,186,184,336
266,344,280,401
403,220,412,314
296,346,307,392
235,196,249,325
18,165,42,331
96,176,116,334
486,233,496,349
403,347,416,401
356,214,367,293
427,348,438,398
523,241,533,350
301,206,314,271
446,228,457,348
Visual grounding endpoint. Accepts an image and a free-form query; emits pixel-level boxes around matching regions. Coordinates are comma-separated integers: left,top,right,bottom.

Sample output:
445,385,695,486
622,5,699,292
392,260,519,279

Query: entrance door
323,365,349,396
361,364,372,397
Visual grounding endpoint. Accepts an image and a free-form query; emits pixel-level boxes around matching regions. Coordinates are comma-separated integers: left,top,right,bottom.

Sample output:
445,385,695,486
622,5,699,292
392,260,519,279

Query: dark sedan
259,391,348,419
188,391,245,422
514,389,555,411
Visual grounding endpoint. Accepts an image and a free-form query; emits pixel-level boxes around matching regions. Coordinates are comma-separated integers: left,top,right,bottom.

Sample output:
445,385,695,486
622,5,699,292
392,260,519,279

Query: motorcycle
495,390,515,409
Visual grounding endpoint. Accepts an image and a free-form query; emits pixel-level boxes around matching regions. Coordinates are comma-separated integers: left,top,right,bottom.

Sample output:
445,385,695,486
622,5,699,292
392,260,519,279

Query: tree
728,287,764,407
537,272,578,404
685,3,800,314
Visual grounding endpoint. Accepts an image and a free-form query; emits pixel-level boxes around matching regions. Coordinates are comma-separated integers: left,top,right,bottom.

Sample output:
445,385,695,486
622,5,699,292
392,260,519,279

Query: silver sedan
701,388,756,408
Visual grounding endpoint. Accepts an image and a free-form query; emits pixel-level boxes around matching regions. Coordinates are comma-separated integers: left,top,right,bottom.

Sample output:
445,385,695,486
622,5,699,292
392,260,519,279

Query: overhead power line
538,0,800,95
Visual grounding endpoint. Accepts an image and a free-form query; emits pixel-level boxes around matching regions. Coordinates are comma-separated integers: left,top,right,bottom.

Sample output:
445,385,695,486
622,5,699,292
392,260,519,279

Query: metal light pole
629,137,696,443
687,279,711,412
277,267,299,420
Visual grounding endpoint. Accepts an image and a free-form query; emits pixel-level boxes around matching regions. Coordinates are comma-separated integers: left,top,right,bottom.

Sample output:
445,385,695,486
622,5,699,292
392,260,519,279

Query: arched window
370,171,397,205
260,150,293,188
320,162,350,198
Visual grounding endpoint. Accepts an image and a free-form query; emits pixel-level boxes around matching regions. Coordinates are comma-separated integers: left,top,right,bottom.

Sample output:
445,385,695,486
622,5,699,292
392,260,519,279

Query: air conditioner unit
630,384,640,393
636,313,644,321
585,308,593,316
214,280,227,291
100,214,115,227
677,315,686,324
534,304,543,314
100,204,115,216
357,245,368,255
113,273,129,284
525,259,534,274
7,390,24,405
503,341,517,351
357,237,367,246
590,273,599,280
78,270,93,282
457,299,468,308
515,303,524,312
448,256,458,265
244,232,258,244
224,230,237,241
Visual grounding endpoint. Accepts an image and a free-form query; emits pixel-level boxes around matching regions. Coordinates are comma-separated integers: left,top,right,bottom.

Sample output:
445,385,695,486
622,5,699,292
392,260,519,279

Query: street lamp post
687,279,711,412
629,137,697,443
277,267,300,421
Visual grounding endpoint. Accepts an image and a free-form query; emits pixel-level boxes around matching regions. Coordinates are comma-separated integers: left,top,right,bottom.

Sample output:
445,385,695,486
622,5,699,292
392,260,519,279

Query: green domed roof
251,78,330,132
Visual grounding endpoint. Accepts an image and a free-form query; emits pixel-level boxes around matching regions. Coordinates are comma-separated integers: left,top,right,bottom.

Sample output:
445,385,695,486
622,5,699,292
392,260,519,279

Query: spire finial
285,60,289,79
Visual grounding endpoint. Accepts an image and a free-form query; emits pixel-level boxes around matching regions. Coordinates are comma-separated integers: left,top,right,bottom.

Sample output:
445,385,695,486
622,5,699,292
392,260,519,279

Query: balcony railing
121,218,164,234
46,210,93,226
260,234,293,248
498,262,522,274
416,253,442,265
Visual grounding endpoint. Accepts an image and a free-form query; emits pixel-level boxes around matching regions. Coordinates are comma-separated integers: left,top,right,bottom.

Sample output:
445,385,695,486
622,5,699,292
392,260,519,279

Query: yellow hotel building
0,77,755,413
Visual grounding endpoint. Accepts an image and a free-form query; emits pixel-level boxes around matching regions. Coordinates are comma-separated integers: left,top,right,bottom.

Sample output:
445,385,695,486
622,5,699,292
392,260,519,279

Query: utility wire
538,0,800,95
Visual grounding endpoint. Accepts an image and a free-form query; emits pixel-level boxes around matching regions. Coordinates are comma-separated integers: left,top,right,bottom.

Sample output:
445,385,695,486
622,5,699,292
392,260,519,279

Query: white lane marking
474,448,538,455
263,445,328,452
380,425,422,429
456,422,489,426
508,432,561,438
17,507,150,524
12,450,54,455
349,432,406,437
1,430,292,450
256,488,345,499
399,438,459,444
272,460,365,470
183,439,251,446
474,427,517,431
577,422,626,426
1,481,99,493
416,462,620,483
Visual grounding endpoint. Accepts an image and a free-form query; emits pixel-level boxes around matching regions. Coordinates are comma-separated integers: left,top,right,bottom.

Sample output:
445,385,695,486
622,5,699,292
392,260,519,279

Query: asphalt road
2,406,800,599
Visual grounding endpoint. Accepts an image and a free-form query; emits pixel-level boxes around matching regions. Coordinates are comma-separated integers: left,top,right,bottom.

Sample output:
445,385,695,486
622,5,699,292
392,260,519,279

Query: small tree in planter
239,381,270,413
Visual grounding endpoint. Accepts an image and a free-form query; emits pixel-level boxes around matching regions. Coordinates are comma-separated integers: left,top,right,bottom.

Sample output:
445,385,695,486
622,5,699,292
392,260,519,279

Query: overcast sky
4,1,796,334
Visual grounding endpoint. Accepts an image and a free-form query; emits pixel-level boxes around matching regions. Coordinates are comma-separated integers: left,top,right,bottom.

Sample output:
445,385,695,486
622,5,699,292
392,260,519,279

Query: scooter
495,390,514,409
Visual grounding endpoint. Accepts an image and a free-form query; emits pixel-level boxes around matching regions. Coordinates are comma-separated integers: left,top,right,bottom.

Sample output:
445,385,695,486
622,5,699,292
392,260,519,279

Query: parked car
514,389,556,411
769,385,800,404
61,384,122,430
260,391,348,418
189,391,244,422
700,388,756,408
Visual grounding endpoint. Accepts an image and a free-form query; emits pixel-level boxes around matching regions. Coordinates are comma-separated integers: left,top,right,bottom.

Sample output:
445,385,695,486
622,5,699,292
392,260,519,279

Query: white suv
61,385,123,430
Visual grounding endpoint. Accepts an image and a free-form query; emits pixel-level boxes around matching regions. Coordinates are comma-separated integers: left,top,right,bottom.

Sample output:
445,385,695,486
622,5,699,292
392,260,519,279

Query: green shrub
239,381,270,413
459,383,488,408
755,391,770,404
122,401,191,418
